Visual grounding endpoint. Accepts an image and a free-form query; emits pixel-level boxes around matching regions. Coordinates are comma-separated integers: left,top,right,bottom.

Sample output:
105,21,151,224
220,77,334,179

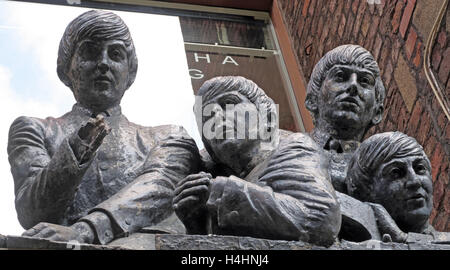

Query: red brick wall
275,0,449,231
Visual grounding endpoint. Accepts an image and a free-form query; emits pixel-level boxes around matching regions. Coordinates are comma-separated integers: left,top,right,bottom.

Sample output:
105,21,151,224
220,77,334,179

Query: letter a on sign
222,56,239,66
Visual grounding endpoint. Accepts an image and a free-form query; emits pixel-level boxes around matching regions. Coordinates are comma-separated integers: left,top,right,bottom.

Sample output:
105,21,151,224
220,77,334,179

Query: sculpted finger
33,227,56,239
22,222,50,236
173,195,200,211
175,185,210,203
174,177,210,196
22,228,39,237
178,173,211,187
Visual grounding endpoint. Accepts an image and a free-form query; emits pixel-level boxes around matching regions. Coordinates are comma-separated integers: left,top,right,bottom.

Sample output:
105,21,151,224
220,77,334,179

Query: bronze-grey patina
173,76,341,247
7,10,200,245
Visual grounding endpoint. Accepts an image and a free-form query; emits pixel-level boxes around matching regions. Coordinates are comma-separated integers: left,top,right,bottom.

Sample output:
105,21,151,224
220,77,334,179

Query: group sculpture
6,10,448,248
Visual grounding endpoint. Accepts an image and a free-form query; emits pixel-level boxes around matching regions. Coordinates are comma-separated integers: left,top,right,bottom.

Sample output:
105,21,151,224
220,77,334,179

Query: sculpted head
306,45,385,138
346,132,433,233
57,10,138,112
194,76,279,164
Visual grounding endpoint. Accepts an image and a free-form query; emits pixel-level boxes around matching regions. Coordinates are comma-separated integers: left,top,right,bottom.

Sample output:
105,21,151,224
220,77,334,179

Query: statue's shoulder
148,124,190,136
279,131,319,150
9,115,50,134
141,124,195,146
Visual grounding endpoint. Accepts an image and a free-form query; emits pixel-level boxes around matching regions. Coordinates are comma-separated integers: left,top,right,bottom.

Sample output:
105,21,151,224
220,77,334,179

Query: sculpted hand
368,202,408,243
70,114,111,163
22,222,95,244
173,172,212,234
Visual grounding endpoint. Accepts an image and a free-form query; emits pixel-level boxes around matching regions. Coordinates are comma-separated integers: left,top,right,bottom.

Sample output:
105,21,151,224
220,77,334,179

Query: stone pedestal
1,233,449,250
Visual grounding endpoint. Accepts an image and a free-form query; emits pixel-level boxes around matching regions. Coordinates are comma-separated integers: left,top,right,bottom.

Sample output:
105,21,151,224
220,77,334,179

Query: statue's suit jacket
8,104,200,244
203,132,341,247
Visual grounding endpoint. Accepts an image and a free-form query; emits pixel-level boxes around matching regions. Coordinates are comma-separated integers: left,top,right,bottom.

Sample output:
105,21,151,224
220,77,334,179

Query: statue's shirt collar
310,128,360,154
72,103,122,118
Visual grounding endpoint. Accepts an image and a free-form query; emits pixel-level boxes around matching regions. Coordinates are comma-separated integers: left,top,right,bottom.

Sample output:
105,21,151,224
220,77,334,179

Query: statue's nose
97,51,110,73
346,73,358,96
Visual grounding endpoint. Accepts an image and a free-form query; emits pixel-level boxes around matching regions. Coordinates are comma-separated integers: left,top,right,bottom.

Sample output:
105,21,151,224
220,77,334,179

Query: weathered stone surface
155,234,324,250
3,234,450,250
109,233,156,250
0,234,6,249
6,235,127,250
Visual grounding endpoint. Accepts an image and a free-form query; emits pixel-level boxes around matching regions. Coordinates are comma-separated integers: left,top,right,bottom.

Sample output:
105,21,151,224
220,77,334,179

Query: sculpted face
68,39,129,112
372,155,433,232
318,64,378,132
202,91,261,159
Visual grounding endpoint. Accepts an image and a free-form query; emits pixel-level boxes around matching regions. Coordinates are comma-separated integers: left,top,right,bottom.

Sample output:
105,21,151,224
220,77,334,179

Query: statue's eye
334,72,345,82
414,164,428,175
359,75,374,87
218,95,241,107
389,167,404,179
79,43,100,60
109,48,125,61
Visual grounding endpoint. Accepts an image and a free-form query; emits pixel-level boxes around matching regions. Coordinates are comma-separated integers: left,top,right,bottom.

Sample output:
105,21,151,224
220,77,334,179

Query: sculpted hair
346,131,431,202
57,10,138,89
305,44,385,126
196,76,277,120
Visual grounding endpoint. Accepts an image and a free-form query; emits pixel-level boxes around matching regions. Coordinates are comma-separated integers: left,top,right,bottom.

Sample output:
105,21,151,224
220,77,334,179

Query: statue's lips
406,193,427,208
337,97,361,112
95,76,112,82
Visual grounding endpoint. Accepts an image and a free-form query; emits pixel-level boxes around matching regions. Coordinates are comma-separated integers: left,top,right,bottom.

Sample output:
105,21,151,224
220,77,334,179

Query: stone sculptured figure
173,44,393,245
173,76,341,247
346,131,450,244
7,10,200,245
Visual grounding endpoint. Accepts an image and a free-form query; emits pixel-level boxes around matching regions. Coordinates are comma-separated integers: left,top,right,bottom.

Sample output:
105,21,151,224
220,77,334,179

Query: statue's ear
305,95,318,114
371,104,384,125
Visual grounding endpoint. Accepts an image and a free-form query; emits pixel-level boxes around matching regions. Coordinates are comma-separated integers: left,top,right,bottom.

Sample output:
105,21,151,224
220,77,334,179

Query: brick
413,41,422,68
446,122,450,141
352,0,367,38
342,11,356,42
344,0,352,13
368,0,375,14
431,43,442,71
360,10,371,38
365,15,380,51
302,0,311,17
416,110,431,145
319,18,330,44
424,132,437,157
338,14,346,38
434,212,448,232
391,38,402,64
373,33,383,61
399,0,416,39
431,145,444,180
405,27,417,60
376,0,386,16
329,0,337,12
438,47,450,84
308,0,316,16
430,207,438,223
379,37,391,70
383,60,394,89
437,30,447,48
397,106,408,132
408,100,423,134
391,0,405,34
443,189,450,214
317,14,325,37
